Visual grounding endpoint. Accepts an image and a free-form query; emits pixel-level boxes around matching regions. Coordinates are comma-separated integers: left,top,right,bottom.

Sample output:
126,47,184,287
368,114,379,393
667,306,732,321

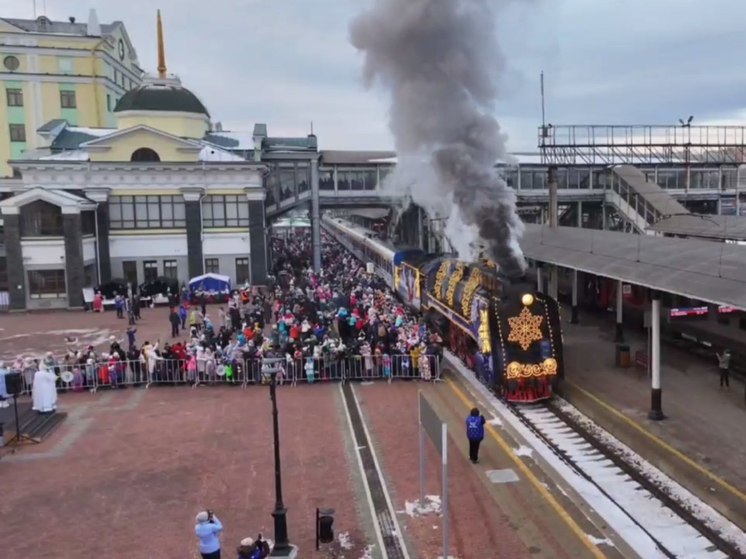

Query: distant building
0,12,271,311
0,9,143,177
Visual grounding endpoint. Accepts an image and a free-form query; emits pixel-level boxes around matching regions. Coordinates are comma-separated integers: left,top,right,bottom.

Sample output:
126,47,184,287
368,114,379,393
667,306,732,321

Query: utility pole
547,165,559,300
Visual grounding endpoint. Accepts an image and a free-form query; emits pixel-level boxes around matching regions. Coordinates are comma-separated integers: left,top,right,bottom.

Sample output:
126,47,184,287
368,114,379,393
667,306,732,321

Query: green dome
114,83,210,116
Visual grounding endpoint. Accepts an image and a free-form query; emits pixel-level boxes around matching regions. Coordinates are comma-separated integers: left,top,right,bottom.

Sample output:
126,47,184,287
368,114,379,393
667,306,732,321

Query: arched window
130,147,161,162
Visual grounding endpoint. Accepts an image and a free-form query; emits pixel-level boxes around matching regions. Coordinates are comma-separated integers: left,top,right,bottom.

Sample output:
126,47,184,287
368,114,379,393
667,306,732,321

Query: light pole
265,358,297,558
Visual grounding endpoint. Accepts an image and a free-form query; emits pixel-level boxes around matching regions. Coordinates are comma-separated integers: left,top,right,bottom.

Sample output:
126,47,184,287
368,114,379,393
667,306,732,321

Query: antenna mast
540,70,546,128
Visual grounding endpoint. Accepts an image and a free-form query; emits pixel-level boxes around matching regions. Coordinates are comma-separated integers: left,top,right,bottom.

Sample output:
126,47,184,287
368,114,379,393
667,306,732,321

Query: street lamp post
265,359,297,558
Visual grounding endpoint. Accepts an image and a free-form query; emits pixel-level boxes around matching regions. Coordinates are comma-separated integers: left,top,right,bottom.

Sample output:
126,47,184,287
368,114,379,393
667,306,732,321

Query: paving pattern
0,385,371,559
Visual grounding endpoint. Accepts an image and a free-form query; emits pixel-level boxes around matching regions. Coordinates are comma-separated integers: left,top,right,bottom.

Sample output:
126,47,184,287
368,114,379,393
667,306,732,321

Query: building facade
0,10,142,176
0,13,269,311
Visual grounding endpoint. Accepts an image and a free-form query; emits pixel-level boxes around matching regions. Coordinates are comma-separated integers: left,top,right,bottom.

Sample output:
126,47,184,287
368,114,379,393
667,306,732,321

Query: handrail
610,172,662,226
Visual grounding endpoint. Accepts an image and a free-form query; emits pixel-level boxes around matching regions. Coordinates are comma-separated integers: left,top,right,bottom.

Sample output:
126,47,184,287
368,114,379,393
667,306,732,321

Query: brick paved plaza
0,309,587,559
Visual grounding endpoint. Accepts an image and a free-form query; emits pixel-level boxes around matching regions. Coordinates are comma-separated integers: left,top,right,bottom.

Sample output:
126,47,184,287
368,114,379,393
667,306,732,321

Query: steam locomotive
322,216,564,403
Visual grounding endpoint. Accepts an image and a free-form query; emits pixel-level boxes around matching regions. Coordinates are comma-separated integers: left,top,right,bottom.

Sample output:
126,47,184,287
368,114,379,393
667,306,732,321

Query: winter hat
240,537,254,546
195,511,209,523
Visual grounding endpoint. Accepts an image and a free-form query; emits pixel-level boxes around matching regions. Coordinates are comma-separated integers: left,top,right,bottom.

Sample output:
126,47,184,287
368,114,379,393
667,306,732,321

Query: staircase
606,165,690,233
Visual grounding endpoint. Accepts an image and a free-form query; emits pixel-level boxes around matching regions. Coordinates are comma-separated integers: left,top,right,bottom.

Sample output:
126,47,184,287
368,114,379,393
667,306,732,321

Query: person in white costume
32,365,58,413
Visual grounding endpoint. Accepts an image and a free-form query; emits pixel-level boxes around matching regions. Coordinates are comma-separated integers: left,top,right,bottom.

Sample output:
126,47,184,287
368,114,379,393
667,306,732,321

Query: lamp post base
270,544,298,558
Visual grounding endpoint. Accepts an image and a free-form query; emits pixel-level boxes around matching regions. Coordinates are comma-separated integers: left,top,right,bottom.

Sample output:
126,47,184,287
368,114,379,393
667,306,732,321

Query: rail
5,354,442,396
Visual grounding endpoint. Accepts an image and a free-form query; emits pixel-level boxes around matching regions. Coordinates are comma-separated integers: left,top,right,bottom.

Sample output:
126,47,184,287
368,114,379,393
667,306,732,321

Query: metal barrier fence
8,354,442,395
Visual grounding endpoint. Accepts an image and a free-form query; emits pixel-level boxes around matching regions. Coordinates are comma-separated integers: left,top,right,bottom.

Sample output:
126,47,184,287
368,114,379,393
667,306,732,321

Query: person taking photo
195,509,224,559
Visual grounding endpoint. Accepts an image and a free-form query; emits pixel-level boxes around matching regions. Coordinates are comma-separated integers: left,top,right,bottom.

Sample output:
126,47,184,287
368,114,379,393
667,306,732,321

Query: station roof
521,224,746,309
349,208,390,219
320,150,396,165
648,214,746,242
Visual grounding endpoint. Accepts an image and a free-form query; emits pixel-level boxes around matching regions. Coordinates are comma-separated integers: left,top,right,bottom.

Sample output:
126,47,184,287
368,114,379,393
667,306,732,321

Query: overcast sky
4,0,746,152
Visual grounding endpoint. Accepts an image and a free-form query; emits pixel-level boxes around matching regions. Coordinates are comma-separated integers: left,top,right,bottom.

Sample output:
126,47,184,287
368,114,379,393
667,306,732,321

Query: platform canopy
648,214,746,242
521,224,746,310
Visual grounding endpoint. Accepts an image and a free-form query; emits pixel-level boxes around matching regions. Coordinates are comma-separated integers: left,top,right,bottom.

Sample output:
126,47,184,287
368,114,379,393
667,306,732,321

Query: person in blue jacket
195,509,224,558
466,407,486,463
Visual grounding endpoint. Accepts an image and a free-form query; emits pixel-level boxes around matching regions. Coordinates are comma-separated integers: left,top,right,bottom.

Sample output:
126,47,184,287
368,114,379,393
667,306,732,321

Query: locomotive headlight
521,293,534,306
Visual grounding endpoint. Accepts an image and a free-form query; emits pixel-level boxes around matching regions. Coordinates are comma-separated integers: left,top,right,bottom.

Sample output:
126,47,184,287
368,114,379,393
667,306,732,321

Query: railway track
509,400,741,559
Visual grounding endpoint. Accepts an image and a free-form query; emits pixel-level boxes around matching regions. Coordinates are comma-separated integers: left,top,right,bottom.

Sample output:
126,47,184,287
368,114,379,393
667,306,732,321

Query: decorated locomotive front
490,289,563,402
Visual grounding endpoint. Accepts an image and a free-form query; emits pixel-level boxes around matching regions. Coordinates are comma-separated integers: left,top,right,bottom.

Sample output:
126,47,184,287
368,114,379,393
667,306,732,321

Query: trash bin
615,344,631,368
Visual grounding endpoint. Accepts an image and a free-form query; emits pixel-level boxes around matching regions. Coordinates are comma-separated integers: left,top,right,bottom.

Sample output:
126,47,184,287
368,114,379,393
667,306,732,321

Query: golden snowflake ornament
507,306,544,351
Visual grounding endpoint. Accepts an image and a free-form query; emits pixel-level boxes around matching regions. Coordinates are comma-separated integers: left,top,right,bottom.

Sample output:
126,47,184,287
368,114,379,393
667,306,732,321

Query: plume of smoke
350,0,526,276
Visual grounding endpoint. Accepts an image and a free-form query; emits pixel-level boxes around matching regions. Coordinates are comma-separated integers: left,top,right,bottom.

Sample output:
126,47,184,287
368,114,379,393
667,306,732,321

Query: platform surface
561,306,746,527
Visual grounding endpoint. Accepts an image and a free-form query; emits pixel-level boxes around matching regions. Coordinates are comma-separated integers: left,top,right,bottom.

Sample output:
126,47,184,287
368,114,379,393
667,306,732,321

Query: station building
0,12,290,311
0,10,142,177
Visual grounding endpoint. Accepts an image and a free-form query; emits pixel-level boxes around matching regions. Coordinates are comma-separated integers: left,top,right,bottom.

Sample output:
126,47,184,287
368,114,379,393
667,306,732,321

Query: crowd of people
0,228,442,410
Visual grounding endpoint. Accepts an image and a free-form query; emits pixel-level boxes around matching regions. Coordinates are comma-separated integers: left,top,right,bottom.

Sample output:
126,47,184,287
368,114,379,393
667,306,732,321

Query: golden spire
157,9,167,79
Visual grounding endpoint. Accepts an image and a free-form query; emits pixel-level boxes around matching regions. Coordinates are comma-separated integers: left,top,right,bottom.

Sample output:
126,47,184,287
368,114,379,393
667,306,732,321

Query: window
0,257,8,290
6,88,23,107
60,90,76,109
319,168,334,190
203,195,249,227
81,211,96,236
20,201,62,236
164,260,178,280
123,261,138,285
3,55,19,71
106,93,111,112
9,124,25,142
28,269,66,299
84,264,96,287
236,258,250,285
205,258,220,274
144,261,158,281
130,147,160,162
109,195,186,229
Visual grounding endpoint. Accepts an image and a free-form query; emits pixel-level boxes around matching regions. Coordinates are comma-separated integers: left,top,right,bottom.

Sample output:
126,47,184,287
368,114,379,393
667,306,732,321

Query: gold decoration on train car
521,293,534,306
394,266,400,289
478,308,492,353
507,307,544,351
446,262,466,307
461,268,483,317
505,359,557,380
433,260,451,299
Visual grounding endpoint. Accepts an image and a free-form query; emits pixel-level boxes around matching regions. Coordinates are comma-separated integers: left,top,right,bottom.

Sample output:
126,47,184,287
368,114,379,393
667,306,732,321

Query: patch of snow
69,126,114,137
200,144,247,162
397,495,441,517
486,416,502,426
360,381,374,386
587,534,615,547
554,397,746,555
513,445,533,457
359,544,375,559
338,531,354,550
40,150,90,161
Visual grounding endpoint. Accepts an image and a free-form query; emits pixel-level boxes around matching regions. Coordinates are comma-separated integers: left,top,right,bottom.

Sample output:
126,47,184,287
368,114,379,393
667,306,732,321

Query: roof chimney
87,9,101,36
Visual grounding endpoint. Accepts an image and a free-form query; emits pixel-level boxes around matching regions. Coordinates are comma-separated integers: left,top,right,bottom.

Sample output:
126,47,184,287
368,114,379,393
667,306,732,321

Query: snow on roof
67,126,114,138
39,150,90,161
207,131,255,149
368,152,545,166
199,144,247,162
